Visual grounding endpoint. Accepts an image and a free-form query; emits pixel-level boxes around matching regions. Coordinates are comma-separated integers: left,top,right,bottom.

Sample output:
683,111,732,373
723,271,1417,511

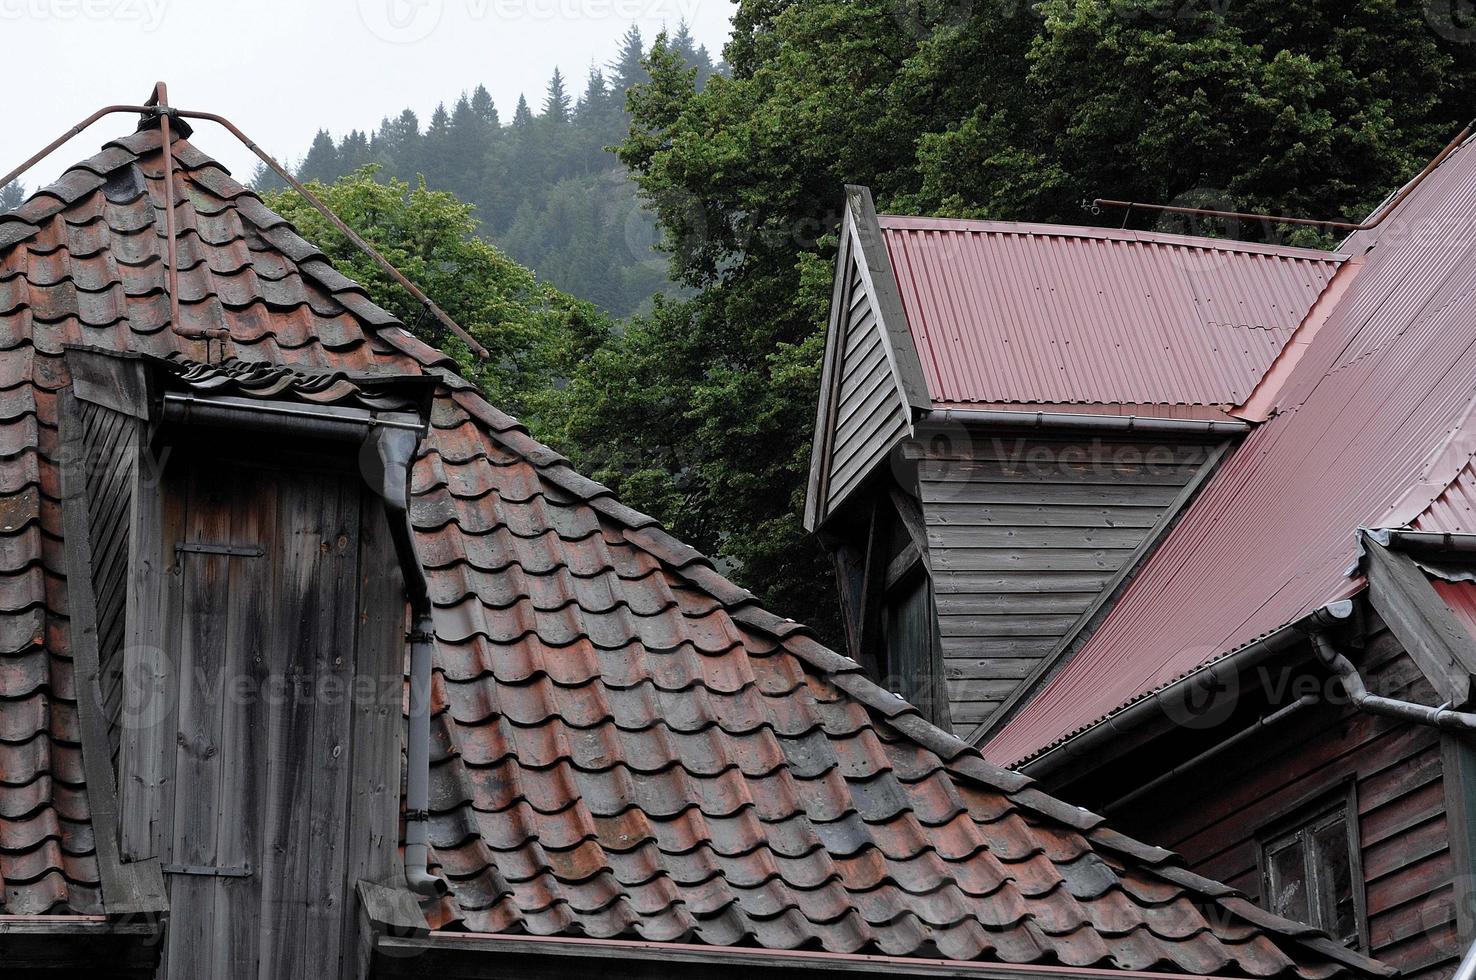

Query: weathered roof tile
0,126,1395,978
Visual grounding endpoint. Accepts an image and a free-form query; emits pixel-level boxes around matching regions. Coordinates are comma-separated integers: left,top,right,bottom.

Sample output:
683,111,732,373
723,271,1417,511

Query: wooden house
0,111,1396,979
806,131,1476,979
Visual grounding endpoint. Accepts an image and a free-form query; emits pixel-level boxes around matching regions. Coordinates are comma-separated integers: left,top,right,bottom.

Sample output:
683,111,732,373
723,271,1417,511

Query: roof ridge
876,213,1350,262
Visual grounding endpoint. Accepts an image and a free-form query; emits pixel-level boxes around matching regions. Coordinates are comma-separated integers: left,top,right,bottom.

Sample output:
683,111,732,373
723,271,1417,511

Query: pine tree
512,95,534,129
470,84,500,127
543,68,572,124
298,130,342,184
339,130,373,172
608,25,647,94
0,181,26,213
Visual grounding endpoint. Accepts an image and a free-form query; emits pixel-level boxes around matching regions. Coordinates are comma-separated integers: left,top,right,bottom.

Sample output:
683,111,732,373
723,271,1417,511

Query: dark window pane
1266,837,1310,925
1312,818,1358,946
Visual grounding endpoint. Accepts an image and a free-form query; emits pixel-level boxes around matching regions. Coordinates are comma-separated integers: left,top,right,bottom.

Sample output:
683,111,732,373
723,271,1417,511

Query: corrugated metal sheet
985,135,1476,767
879,216,1345,407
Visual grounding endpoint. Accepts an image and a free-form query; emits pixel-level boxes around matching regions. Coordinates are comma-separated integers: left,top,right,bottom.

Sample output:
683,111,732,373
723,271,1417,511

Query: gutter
1020,599,1354,781
374,931,1237,980
1368,528,1476,557
1099,694,1319,813
919,408,1248,436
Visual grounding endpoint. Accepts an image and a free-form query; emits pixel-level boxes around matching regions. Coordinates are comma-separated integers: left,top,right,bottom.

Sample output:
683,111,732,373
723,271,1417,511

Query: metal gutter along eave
374,931,1239,980
1018,600,1355,780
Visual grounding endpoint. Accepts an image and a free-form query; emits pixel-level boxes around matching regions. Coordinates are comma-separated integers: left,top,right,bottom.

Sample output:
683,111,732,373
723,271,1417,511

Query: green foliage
258,26,722,319
259,169,609,427
559,3,1476,642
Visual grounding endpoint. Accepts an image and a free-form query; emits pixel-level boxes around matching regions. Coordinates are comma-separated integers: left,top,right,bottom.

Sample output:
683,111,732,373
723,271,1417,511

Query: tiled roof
985,135,1476,767
154,353,431,412
878,215,1346,408
0,124,1388,977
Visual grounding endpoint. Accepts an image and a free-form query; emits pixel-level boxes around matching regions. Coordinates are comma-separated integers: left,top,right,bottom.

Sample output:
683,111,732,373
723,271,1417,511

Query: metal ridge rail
1093,117,1476,233
919,407,1249,435
0,83,491,361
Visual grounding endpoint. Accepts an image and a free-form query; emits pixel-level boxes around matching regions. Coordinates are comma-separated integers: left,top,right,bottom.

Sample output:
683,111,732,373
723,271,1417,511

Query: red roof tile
0,125,1389,977
986,134,1476,768
878,216,1346,408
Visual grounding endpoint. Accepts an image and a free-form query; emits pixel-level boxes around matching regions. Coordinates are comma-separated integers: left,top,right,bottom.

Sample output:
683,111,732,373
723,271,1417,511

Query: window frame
1255,783,1369,953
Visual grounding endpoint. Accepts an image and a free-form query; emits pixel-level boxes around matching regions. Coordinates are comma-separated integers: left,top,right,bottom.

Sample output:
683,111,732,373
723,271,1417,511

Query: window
1260,795,1366,950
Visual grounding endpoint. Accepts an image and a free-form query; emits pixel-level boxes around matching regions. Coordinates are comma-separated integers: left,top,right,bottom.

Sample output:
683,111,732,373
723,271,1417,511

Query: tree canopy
259,169,608,426
254,25,721,320
545,1,1476,641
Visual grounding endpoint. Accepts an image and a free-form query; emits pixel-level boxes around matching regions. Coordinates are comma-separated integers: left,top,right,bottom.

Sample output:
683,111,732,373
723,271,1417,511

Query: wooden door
158,460,365,979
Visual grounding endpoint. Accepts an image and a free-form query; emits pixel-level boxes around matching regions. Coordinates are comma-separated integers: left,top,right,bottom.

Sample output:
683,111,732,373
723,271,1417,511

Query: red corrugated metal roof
879,216,1346,408
985,134,1476,767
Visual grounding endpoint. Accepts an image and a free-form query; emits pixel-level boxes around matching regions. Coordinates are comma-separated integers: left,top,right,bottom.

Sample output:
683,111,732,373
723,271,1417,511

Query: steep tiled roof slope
0,126,1387,977
878,216,1346,408
987,134,1476,767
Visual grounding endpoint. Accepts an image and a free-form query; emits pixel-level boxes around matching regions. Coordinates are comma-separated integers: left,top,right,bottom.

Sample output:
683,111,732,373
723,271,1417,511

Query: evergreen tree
339,130,373,172
0,181,25,213
608,25,648,94
297,130,342,184
543,68,572,124
470,84,500,127
512,94,534,129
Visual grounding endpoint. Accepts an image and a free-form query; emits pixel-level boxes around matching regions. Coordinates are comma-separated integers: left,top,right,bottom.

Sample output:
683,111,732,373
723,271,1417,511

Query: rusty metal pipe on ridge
0,82,491,361
1094,117,1476,233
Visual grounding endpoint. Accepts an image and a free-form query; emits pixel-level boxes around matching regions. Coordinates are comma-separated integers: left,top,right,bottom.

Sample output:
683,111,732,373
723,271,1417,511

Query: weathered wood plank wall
1110,618,1460,980
77,398,137,767
826,259,910,514
913,434,1215,738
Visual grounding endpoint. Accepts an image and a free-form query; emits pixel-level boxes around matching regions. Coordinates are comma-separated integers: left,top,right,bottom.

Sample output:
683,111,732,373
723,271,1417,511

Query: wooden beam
856,497,890,678
887,486,931,573
1364,536,1476,707
1442,735,1476,947
884,541,922,591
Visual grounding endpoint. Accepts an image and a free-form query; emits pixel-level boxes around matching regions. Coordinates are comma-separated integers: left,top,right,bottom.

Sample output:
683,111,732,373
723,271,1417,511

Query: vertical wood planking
120,448,185,861
299,474,362,978
258,476,323,979
212,466,275,979
165,465,232,978
342,488,409,980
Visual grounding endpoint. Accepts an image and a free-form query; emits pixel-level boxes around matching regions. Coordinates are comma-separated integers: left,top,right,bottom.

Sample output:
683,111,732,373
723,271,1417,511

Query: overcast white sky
1,0,733,188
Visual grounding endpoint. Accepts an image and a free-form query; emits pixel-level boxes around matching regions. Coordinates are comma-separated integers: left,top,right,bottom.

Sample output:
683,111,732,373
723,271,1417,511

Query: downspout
1311,631,1476,732
371,427,446,897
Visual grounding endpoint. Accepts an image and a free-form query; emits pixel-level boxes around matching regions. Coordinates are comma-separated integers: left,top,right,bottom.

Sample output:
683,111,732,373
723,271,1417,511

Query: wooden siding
825,258,911,514
1107,621,1461,980
914,434,1215,738
118,438,406,980
77,399,137,768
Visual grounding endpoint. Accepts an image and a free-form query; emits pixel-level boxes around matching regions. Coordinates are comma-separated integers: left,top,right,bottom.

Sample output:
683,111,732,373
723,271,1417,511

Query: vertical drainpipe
370,427,445,898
